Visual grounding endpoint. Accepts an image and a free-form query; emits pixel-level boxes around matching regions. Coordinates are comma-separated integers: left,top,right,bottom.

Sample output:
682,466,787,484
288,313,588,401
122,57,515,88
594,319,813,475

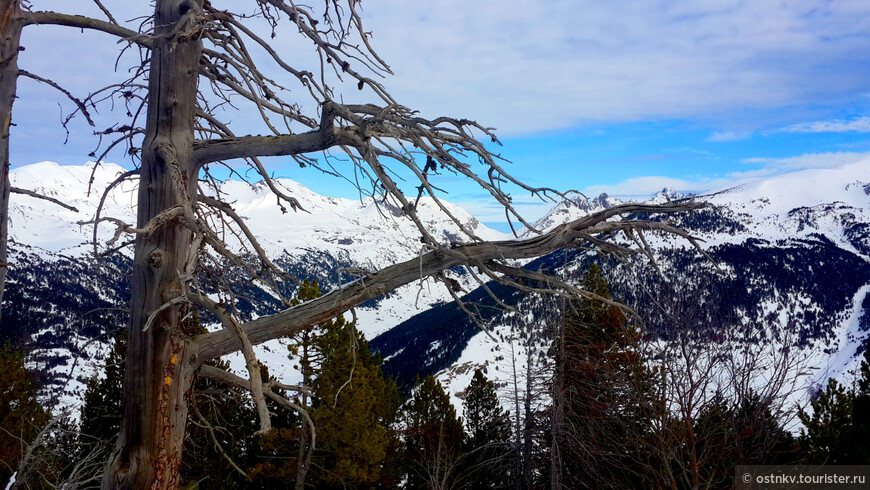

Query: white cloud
723,168,778,180
780,116,870,133
357,0,870,135
583,176,730,198
578,151,870,199
16,0,870,143
707,130,752,142
742,151,870,170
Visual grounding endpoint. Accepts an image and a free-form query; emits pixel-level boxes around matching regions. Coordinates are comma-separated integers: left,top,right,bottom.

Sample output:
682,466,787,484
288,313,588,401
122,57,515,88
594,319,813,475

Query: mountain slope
374,160,870,396
1,161,504,405
4,159,870,409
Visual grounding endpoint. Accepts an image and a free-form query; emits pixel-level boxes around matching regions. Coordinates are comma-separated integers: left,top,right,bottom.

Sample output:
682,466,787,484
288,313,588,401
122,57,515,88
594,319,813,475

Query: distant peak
651,187,692,203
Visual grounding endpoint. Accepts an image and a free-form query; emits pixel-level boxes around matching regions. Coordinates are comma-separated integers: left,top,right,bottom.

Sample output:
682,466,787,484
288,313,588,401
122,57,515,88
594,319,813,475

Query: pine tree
852,340,870,462
798,377,857,464
249,280,322,488
310,317,401,488
405,375,464,490
79,330,126,452
797,338,870,465
0,342,50,485
75,330,128,486
463,368,512,489
249,280,402,488
181,358,262,490
553,264,652,488
691,392,796,487
731,394,797,466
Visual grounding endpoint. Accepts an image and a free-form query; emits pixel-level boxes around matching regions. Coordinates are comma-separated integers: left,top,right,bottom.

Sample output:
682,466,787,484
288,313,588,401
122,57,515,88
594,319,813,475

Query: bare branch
86,169,138,256
191,402,251,481
196,201,708,360
91,0,118,25
10,186,78,212
198,194,295,276
192,123,352,166
198,363,317,486
77,206,184,249
18,70,95,127
188,292,272,435
24,11,149,48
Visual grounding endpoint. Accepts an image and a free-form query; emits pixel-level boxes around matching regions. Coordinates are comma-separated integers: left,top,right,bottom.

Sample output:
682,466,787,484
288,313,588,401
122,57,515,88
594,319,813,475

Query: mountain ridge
4,159,870,411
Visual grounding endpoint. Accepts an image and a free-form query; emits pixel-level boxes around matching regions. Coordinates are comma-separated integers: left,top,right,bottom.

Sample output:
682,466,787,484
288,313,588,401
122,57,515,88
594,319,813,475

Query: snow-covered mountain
8,160,505,261
3,161,506,406
374,159,870,402
4,158,870,412
521,191,624,235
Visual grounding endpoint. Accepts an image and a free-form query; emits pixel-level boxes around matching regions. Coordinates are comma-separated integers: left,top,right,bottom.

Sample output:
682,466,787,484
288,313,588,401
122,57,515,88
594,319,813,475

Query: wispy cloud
742,151,870,170
579,151,870,199
583,176,729,198
780,116,870,134
26,1,870,136
11,0,870,193
707,131,752,142
360,0,870,135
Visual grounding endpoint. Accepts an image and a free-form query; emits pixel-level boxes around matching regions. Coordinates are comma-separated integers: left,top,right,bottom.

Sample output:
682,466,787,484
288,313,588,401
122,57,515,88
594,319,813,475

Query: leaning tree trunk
0,0,22,320
102,1,203,488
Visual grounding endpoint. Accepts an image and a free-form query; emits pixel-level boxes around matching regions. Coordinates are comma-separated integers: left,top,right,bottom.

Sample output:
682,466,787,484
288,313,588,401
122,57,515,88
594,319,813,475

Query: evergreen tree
249,281,322,488
181,358,262,490
79,330,126,453
405,375,464,490
0,342,50,485
248,280,402,489
692,392,797,487
798,339,870,465
463,368,512,489
310,317,402,488
16,416,87,489
553,264,653,488
852,341,870,462
799,378,857,464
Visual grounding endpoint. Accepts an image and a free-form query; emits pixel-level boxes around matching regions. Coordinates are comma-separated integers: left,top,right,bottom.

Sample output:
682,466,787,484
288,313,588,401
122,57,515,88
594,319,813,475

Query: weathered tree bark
0,0,22,319
102,1,203,488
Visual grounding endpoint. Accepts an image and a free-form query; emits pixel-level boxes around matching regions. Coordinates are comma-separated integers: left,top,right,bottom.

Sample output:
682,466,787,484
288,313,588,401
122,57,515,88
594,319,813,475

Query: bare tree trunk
550,317,565,490
102,1,203,488
522,345,533,489
0,0,22,320
296,331,312,489
510,340,523,490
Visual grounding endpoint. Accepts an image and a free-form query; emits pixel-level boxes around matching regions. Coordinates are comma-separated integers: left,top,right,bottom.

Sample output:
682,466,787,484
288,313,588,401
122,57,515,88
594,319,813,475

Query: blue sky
10,0,870,229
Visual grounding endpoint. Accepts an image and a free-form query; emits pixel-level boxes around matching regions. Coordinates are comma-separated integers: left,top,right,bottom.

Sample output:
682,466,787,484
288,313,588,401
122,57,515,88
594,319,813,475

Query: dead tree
0,0,148,316
641,325,805,489
0,1,710,488
0,0,20,316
